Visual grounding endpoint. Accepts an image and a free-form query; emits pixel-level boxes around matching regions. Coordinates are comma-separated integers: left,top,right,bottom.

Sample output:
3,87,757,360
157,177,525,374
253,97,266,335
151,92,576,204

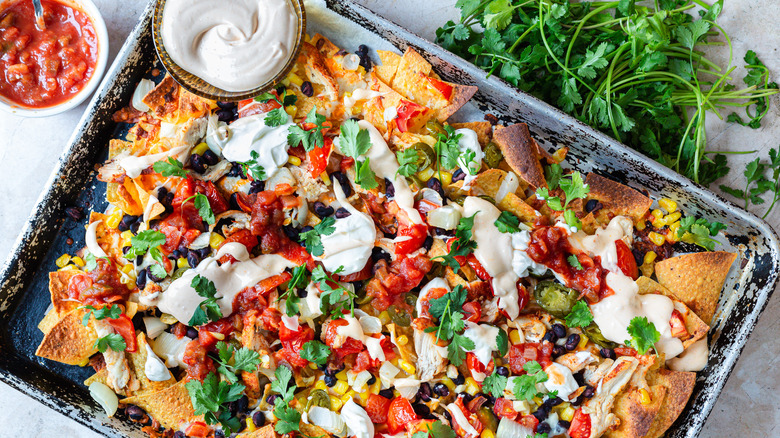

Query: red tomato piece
194,180,229,215
614,346,638,357
395,223,428,255
493,398,519,419
366,394,391,424
424,76,454,100
569,409,591,438
518,415,539,432
107,314,137,353
387,397,418,434
615,239,639,280
669,309,689,338
308,138,332,178
462,301,482,323
508,343,552,374
466,254,491,281
184,421,210,437
238,97,280,118
197,318,235,350
277,323,315,368
395,100,426,133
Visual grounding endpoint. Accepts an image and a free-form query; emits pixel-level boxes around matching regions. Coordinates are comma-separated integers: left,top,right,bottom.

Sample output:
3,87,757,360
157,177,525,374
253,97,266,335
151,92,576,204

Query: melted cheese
221,113,294,180
341,399,374,438
463,321,499,367
157,252,296,323
543,363,579,400
416,277,450,315
358,120,422,224
344,88,385,111
119,145,191,178
568,216,633,273
667,338,708,372
510,231,547,278
463,196,520,319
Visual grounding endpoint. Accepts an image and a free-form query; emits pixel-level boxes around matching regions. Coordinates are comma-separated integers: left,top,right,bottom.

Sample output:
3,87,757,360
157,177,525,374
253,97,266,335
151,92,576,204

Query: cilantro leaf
279,265,308,316
83,252,108,272
81,304,122,326
274,404,302,434
312,265,356,318
567,254,583,270
397,148,423,177
565,300,593,328
676,215,726,251
355,158,379,189
288,107,327,152
482,370,508,398
94,333,126,353
512,361,548,401
299,216,336,257
545,163,563,190
240,150,268,181
434,125,463,170
559,172,589,207
153,157,187,178
535,187,564,211
411,421,457,438
272,366,296,401
264,107,289,127
448,333,475,366
214,341,261,384
192,193,215,225
427,285,473,366
126,230,166,259
186,373,246,435
189,274,222,326
496,329,509,357
339,119,372,158
494,211,521,233
432,213,477,273
563,209,583,231
625,316,660,355
300,340,332,365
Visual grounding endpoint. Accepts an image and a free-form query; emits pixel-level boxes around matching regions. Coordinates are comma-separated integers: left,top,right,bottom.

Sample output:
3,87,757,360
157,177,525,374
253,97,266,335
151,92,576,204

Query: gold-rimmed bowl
152,0,306,102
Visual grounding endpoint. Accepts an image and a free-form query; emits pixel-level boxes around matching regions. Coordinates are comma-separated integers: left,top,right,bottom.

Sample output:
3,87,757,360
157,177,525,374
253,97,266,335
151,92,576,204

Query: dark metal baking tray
1,0,777,436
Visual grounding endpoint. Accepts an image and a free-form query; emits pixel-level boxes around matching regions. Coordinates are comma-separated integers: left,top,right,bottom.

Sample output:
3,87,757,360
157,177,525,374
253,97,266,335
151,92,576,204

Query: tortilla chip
644,369,696,438
132,180,165,224
36,309,97,365
177,89,213,122
38,307,60,334
120,380,195,430
85,369,108,387
299,42,339,101
654,251,737,324
127,333,176,395
436,83,478,122
467,169,540,223
310,34,341,58
451,121,492,146
391,48,433,96
243,424,279,438
89,212,126,262
492,124,546,189
375,50,401,84
604,385,667,438
49,270,81,316
108,139,134,160
142,75,180,121
636,277,709,349
584,173,652,224
445,266,469,290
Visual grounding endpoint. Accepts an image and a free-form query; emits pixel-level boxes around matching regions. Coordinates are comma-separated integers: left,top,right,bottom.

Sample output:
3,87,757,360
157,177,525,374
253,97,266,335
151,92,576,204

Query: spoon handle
32,0,46,30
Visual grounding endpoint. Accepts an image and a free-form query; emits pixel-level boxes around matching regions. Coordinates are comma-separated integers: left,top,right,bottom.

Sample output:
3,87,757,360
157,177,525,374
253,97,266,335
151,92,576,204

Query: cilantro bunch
536,168,589,230
424,285,475,366
433,213,477,273
436,0,778,188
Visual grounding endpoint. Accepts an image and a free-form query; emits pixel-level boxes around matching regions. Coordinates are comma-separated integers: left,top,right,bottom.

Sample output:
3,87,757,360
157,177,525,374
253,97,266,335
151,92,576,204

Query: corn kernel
441,377,457,392
58,265,77,271
396,335,408,346
643,251,657,265
465,377,480,396
399,360,416,375
635,220,646,231
160,313,178,324
418,167,435,182
287,72,304,87
370,378,381,395
209,233,226,250
532,396,543,406
106,211,123,229
315,380,329,391
309,363,319,370
336,370,348,381
658,198,677,213
121,264,134,275
439,171,453,186
78,357,90,367
177,257,188,269
559,405,575,422
193,142,210,156
245,416,257,432
578,334,589,349
665,228,680,243
320,171,331,185
639,388,652,405
285,105,298,116
359,390,370,401
330,397,343,412
71,256,85,267
126,301,138,318
509,329,522,345
333,380,349,395
648,231,665,246
341,390,357,403
651,209,664,219
481,429,495,438
665,211,681,223
288,156,302,166
55,254,71,268
210,331,225,340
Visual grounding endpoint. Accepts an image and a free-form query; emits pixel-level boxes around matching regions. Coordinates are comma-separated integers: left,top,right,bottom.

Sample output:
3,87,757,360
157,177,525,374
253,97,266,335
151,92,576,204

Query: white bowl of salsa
0,0,108,117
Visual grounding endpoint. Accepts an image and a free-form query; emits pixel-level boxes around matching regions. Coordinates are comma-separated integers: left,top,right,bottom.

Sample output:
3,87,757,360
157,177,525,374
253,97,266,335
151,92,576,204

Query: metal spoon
32,0,45,30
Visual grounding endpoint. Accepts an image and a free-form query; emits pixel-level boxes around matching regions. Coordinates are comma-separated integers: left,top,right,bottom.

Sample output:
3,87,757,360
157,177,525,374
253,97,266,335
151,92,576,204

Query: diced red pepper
107,314,137,353
424,75,454,100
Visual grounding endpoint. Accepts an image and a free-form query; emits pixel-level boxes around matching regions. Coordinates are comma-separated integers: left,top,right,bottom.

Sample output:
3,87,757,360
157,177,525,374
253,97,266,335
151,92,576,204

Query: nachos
37,34,736,438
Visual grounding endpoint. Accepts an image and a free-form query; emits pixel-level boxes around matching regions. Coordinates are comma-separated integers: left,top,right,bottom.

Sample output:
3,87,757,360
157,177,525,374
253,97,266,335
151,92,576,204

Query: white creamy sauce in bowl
161,0,299,92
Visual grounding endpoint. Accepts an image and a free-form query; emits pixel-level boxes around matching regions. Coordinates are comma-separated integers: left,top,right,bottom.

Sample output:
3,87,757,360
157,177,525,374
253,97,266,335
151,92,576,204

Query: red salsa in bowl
0,0,99,108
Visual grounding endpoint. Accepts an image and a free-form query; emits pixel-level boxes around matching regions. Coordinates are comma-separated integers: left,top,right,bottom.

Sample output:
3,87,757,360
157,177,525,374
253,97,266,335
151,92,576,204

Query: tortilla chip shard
36,309,98,365
48,270,81,317
492,123,547,189
635,276,709,350
120,380,195,430
643,368,696,438
654,251,737,324
604,384,667,438
584,173,652,223
243,424,279,438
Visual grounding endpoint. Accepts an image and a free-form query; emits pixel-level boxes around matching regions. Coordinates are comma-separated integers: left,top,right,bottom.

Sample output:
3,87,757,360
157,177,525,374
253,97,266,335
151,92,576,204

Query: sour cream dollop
161,0,299,92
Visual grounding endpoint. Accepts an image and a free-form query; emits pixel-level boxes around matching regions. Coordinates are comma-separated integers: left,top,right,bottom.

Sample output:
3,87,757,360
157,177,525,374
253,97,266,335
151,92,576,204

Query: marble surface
1,0,779,436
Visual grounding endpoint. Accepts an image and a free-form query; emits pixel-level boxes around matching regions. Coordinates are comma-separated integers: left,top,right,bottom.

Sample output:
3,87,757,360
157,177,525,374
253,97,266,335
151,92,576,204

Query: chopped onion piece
85,221,108,258
131,79,155,113
426,205,462,230
142,316,168,339
89,382,118,417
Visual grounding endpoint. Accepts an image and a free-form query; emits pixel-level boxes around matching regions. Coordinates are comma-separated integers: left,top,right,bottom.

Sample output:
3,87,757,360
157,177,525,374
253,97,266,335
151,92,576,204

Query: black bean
558,420,571,430
423,235,433,251
585,199,603,213
266,394,280,405
600,348,616,360
443,410,452,424
197,247,211,258
366,374,376,385
496,366,509,377
427,177,445,198
332,172,352,196
65,206,84,221
551,323,567,338
372,247,392,264
203,149,219,166
177,245,190,258
217,108,235,122
451,168,466,182
186,327,198,339
384,178,395,199
190,154,207,173
433,383,450,397
433,227,452,237
583,385,595,398
135,255,144,265
552,345,566,358
169,249,181,260
573,371,586,387
459,393,473,405
565,334,581,351
543,330,558,344
301,81,314,97
228,162,244,177
453,373,465,385
283,225,300,241
335,207,351,218
413,403,431,418
632,248,645,267
117,215,138,232
300,225,314,239
379,388,394,399
532,407,549,422
126,405,146,421
543,396,563,407
147,267,165,283
217,101,237,110
237,395,249,413
536,422,551,434
249,180,265,194
297,288,308,298
174,431,186,438
135,269,148,290
130,220,142,234
313,201,334,217
215,430,226,438
417,382,432,402
187,251,202,268
356,44,372,71
324,375,337,387
230,192,242,211
252,411,266,427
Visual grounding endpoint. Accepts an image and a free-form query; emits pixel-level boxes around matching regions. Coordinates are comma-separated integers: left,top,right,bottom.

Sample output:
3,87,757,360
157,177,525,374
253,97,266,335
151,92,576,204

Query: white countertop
1,0,779,436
